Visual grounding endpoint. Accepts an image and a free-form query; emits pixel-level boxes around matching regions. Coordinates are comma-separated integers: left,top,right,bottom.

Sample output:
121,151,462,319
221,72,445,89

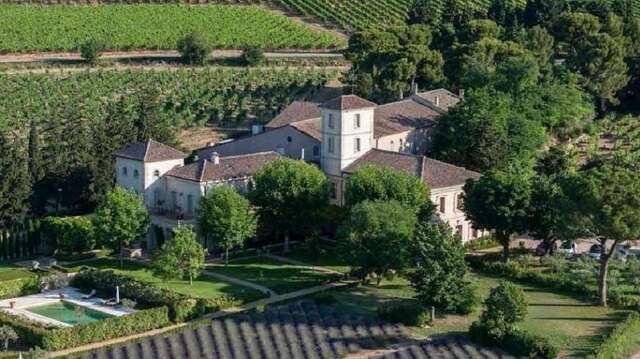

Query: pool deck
0,287,135,327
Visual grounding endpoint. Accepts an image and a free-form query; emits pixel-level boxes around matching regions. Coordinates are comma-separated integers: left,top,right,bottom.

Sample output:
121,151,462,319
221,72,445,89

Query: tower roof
114,140,188,162
319,95,377,111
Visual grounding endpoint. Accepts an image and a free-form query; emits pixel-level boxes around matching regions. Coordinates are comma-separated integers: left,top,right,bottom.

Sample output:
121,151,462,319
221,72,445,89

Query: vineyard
0,4,345,53
0,67,337,130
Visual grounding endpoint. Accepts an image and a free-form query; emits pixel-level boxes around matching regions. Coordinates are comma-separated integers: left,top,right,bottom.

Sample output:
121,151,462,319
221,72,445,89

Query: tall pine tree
0,131,31,229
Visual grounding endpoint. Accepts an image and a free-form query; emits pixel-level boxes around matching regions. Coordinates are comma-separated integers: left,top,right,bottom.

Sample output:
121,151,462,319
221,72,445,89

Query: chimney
210,152,220,165
459,89,465,99
435,96,440,107
300,148,305,161
207,142,216,148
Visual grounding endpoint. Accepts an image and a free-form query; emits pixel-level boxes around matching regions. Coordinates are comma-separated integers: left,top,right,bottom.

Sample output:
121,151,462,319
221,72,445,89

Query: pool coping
0,287,135,327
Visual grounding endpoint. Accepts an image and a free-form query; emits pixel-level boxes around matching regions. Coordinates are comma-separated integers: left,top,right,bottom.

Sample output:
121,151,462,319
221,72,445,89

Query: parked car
614,244,630,261
588,244,602,260
535,241,556,256
557,241,577,257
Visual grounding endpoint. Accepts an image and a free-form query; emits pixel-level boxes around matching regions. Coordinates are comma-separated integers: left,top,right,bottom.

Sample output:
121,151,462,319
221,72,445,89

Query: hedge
0,277,39,300
0,306,169,350
469,322,558,358
71,269,238,322
377,301,429,326
466,256,640,308
43,306,170,350
590,312,640,359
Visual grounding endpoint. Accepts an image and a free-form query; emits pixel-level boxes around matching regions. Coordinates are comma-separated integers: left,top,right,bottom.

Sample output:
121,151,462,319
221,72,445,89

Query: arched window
122,167,128,176
153,169,160,178
133,169,139,178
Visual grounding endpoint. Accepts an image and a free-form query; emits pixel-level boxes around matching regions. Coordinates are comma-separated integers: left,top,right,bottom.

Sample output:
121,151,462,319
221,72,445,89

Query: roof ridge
369,148,423,159
143,140,152,161
375,98,418,108
211,151,279,161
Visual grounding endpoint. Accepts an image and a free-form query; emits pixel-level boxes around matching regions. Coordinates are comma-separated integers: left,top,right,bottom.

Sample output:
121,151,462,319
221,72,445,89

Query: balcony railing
149,207,194,220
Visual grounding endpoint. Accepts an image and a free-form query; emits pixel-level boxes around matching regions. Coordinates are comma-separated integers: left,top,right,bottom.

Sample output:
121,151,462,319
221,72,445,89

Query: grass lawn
310,272,627,358
67,258,264,303
207,256,341,294
0,263,36,281
283,244,351,274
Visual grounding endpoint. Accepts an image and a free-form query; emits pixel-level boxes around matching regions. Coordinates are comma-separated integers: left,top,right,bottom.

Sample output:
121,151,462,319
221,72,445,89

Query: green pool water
26,301,113,326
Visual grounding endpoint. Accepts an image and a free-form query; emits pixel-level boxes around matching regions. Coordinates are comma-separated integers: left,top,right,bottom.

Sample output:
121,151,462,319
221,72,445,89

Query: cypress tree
0,132,31,231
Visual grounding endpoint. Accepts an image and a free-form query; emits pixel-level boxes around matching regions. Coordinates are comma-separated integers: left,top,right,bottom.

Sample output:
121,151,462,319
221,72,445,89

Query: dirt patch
179,127,224,151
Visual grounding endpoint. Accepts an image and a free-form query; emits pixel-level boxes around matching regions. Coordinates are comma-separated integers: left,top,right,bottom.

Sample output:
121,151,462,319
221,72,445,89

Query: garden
0,4,345,53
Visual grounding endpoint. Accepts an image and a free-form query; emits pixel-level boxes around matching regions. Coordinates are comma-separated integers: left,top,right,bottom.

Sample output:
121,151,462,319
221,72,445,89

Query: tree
471,281,527,341
338,201,417,286
42,216,95,254
177,32,211,65
79,38,105,65
241,45,266,66
409,223,477,314
564,164,640,306
0,325,17,351
432,88,546,171
344,165,432,218
0,131,31,230
92,187,149,267
250,158,329,252
463,168,532,262
197,184,256,264
152,226,205,285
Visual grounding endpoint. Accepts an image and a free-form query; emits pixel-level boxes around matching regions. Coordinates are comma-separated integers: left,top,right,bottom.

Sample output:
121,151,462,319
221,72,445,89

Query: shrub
79,39,105,64
464,236,499,251
177,32,210,65
377,301,429,327
241,45,266,66
502,329,558,359
0,277,39,300
0,311,50,348
475,281,527,341
41,216,95,254
591,312,640,359
42,306,170,350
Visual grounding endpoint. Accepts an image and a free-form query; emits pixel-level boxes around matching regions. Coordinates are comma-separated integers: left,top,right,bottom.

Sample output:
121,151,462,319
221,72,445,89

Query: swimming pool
26,301,114,326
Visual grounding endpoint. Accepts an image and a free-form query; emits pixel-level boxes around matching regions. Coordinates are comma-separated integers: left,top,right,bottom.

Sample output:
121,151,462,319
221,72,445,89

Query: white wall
115,158,145,195
143,159,184,209
431,185,481,243
164,177,205,218
376,128,433,155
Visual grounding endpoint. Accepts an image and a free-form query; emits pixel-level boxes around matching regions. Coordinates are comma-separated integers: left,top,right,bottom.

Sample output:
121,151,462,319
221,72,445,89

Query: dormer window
354,114,361,129
133,169,139,179
122,167,128,176
328,114,335,129
153,170,160,178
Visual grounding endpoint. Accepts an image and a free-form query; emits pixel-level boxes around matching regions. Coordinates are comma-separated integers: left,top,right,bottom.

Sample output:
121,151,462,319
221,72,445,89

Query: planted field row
0,4,345,53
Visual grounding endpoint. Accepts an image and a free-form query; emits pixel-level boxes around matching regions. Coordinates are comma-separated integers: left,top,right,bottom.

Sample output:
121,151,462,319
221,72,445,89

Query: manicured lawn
283,244,351,273
0,263,36,281
67,258,264,303
311,272,627,358
207,256,341,294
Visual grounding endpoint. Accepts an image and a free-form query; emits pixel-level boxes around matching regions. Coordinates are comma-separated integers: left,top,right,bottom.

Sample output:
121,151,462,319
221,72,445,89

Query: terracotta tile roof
290,118,322,141
114,140,188,162
413,88,462,111
319,95,377,111
266,101,321,129
373,99,440,138
165,152,279,183
343,149,480,189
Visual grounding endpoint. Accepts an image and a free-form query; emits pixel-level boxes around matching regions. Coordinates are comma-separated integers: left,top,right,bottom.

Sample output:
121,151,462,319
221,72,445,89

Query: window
456,193,464,210
354,113,361,128
121,167,128,176
328,137,335,153
171,191,177,210
330,182,337,199
456,225,463,235
287,136,292,143
472,228,478,239
313,145,320,156
153,170,160,178
187,194,194,215
328,114,335,129
439,197,446,213
354,138,361,153
133,169,139,179
399,138,404,150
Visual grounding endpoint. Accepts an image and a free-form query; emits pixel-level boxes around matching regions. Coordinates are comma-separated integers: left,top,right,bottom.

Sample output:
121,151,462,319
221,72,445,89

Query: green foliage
0,5,344,53
92,187,149,263
502,328,559,358
177,32,211,65
0,132,31,230
42,306,170,351
409,223,477,314
0,310,50,349
153,226,205,284
591,312,640,359
463,168,532,261
463,235,499,250
72,269,236,322
344,165,432,218
41,216,95,254
377,301,430,326
250,158,329,241
0,277,39,300
474,281,527,340
0,324,18,351
241,45,266,66
338,200,416,285
197,185,256,263
79,38,105,64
